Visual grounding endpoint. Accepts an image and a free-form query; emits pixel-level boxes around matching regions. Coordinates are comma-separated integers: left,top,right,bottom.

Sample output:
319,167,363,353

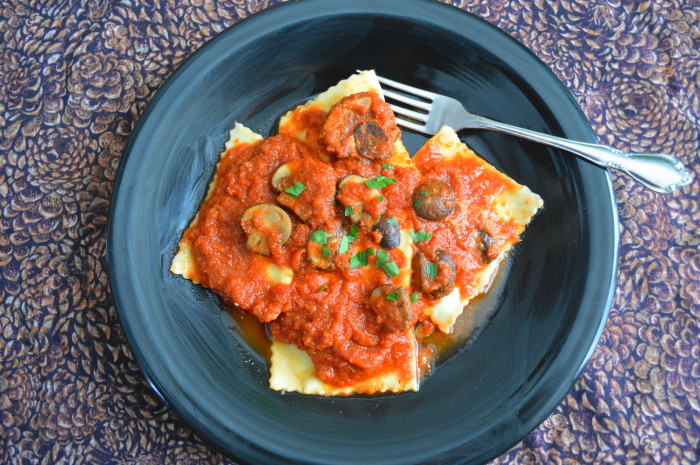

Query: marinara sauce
183,91,523,388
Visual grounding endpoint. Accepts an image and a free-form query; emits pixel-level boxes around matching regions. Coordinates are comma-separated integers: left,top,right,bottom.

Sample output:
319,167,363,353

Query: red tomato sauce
183,93,523,388
411,141,522,299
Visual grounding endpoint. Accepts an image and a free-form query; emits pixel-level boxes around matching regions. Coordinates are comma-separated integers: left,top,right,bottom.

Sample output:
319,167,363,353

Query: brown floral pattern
1,0,698,463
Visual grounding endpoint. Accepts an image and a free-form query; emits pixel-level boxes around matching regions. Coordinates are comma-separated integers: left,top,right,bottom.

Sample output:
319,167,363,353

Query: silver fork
377,75,692,194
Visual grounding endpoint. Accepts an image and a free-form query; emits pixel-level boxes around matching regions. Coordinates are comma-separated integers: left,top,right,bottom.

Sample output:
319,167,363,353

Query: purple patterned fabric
1,0,697,463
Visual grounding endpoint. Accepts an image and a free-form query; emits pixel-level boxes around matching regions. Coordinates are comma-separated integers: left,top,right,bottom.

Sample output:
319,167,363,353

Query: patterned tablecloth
1,0,698,463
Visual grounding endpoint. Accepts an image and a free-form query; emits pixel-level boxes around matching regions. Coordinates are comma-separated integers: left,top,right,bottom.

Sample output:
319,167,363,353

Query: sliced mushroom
353,94,373,109
338,174,369,188
273,159,338,225
354,121,388,158
240,204,292,256
369,285,413,332
477,229,498,264
271,163,293,191
307,229,340,271
337,175,385,226
322,91,400,161
413,180,457,221
413,249,456,299
338,174,377,197
371,215,400,250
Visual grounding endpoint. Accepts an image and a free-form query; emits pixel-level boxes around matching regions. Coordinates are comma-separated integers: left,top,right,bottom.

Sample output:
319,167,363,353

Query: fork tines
376,75,433,133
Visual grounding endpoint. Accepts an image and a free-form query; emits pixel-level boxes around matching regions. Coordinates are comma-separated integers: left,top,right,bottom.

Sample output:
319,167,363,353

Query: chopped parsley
345,205,355,216
374,249,391,268
321,246,331,257
349,247,374,268
365,176,396,189
381,163,395,170
317,285,329,292
338,235,351,254
374,249,400,278
381,261,400,278
386,217,399,227
386,292,400,301
310,230,327,245
284,182,306,198
425,261,438,279
376,196,384,202
410,293,419,303
411,229,432,243
338,227,359,254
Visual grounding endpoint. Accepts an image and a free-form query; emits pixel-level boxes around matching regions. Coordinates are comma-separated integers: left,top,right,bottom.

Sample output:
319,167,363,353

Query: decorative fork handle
466,115,693,194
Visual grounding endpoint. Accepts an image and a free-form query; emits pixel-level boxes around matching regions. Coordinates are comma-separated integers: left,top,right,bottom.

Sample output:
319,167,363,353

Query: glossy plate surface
107,1,619,464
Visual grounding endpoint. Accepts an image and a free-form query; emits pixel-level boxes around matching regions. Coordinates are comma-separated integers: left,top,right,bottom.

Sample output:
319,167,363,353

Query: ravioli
171,124,295,296
413,126,543,333
171,70,542,397
278,70,413,167
171,123,263,282
270,71,420,395
270,332,418,395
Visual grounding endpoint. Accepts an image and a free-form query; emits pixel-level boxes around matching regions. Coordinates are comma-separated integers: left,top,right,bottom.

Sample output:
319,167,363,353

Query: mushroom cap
371,215,400,250
413,180,457,221
369,285,413,332
322,91,399,161
337,175,384,225
271,163,293,191
240,204,292,256
413,249,457,299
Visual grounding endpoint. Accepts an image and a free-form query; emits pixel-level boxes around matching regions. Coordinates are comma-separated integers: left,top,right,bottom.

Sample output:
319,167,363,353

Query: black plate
107,1,619,464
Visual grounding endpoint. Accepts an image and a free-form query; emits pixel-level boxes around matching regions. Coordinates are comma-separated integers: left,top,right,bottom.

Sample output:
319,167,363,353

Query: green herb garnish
338,227,359,254
411,229,432,243
338,236,351,254
381,163,395,170
425,262,438,279
321,246,331,257
410,293,419,303
310,230,327,245
381,261,400,278
284,182,306,198
317,285,329,292
376,196,384,202
349,248,374,268
345,205,355,216
387,217,399,227
374,249,391,268
373,250,399,278
365,176,397,189
386,292,400,301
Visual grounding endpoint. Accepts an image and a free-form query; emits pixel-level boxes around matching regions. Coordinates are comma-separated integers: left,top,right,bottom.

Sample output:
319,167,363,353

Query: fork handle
468,116,692,193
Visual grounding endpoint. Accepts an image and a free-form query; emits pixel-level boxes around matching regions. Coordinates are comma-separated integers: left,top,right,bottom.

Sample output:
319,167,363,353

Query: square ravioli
411,126,543,333
171,70,542,396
